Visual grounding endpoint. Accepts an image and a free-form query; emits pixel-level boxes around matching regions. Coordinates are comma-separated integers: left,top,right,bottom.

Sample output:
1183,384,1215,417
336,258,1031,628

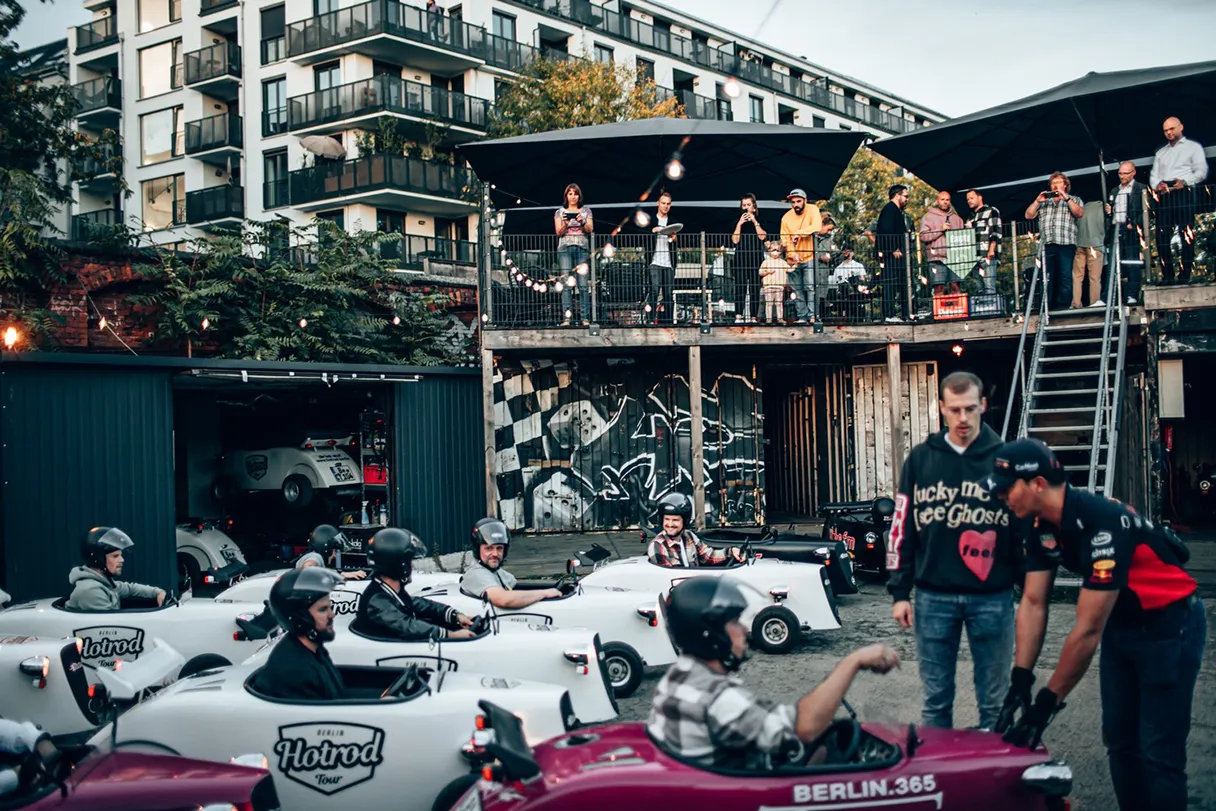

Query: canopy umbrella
869,60,1216,198
457,118,866,207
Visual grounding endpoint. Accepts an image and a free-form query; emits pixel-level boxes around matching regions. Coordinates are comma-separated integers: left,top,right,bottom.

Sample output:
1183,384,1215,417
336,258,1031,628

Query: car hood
69,749,270,808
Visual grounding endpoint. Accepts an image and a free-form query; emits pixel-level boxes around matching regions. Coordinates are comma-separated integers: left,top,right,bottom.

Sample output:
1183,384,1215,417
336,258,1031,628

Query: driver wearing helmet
297,524,365,581
648,577,899,769
351,528,477,641
66,527,166,611
648,493,748,568
460,518,562,608
249,567,347,700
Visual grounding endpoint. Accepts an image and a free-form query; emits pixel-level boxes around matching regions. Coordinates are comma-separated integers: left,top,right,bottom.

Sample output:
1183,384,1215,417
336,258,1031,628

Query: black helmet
659,576,759,672
657,493,693,521
268,567,344,639
82,527,134,569
472,518,510,563
308,524,347,556
368,528,428,580
873,497,896,523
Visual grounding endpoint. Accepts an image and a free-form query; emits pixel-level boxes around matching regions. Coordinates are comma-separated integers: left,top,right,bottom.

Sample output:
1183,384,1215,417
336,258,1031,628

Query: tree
0,0,122,342
489,56,684,138
130,221,456,365
819,146,938,246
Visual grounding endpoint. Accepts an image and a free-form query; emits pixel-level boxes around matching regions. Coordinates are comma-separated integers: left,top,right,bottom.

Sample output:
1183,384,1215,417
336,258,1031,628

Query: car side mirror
566,558,579,576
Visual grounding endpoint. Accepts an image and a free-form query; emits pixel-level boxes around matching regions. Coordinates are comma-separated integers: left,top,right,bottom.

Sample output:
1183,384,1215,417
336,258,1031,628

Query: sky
13,0,1216,118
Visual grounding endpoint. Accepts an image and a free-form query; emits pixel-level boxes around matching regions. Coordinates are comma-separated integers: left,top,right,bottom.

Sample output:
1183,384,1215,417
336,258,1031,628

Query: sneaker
885,316,905,323
1126,296,1137,305
1091,299,1105,307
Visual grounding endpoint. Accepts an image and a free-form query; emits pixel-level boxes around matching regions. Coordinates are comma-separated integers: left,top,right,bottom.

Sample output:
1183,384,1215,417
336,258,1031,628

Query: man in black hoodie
886,371,1020,730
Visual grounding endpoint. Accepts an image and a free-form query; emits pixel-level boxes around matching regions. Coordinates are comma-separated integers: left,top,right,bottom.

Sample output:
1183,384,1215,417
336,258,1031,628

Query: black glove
1002,687,1064,749
995,666,1035,733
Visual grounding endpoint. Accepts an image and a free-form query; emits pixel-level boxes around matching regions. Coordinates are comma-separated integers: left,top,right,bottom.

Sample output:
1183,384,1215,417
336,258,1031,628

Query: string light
601,243,616,259
299,317,308,328
392,315,401,326
98,317,108,330
2,326,18,349
201,318,210,330
952,343,964,356
575,262,590,275
723,76,742,99
565,276,577,288
633,209,651,228
665,156,685,181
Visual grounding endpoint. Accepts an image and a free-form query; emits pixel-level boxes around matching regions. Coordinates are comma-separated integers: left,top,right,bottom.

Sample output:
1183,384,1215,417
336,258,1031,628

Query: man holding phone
1025,172,1083,311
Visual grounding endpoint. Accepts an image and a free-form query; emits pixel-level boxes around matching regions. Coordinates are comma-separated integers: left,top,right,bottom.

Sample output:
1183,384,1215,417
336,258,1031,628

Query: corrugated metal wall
0,365,176,603
393,374,485,555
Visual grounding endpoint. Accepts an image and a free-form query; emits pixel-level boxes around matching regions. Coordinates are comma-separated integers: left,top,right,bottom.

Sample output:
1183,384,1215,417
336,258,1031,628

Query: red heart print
959,529,998,581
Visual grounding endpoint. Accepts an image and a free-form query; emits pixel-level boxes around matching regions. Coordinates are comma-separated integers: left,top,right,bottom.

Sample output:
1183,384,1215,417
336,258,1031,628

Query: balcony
74,15,116,54
287,75,492,142
483,32,541,73
71,141,122,193
679,91,730,121
184,41,241,101
72,76,122,129
200,0,239,16
71,209,125,242
186,185,244,229
380,234,477,273
288,153,476,215
184,113,243,166
285,0,487,74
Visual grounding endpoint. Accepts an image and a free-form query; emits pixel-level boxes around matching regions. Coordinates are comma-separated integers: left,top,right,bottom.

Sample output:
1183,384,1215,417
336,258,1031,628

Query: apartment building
58,0,944,255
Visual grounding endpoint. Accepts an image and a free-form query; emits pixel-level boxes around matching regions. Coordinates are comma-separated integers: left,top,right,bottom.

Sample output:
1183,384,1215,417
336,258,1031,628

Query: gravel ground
612,578,1216,811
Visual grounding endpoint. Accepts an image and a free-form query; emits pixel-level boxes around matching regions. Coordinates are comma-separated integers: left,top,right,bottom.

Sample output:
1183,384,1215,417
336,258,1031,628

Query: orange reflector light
475,715,487,731
482,765,495,782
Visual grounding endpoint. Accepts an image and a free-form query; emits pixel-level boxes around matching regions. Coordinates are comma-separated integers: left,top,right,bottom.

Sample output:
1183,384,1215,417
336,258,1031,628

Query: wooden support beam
1143,283,1216,312
481,346,498,519
688,345,705,531
886,342,905,492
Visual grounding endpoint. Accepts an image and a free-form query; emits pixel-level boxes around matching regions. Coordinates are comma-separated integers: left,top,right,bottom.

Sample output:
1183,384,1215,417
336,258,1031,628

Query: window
494,78,510,102
778,105,795,125
492,11,515,41
140,107,184,164
138,39,182,98
262,77,287,136
314,62,340,91
594,43,613,65
812,115,825,128
141,174,185,230
839,123,851,130
263,149,288,210
314,0,337,14
139,0,180,32
260,4,285,64
749,96,764,124
636,57,655,82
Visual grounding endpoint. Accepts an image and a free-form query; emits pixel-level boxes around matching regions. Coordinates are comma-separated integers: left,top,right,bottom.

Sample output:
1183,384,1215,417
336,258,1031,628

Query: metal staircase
1003,244,1129,495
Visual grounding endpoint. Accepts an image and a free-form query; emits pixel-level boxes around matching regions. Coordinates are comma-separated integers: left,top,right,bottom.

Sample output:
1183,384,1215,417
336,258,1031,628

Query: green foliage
820,147,939,246
129,220,458,365
489,56,684,138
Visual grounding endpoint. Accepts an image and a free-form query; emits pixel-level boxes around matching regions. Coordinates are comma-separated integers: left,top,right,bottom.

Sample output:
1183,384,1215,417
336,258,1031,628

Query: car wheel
752,606,800,655
177,553,201,593
282,474,314,508
431,774,480,811
601,642,644,698
179,654,231,680
211,475,237,503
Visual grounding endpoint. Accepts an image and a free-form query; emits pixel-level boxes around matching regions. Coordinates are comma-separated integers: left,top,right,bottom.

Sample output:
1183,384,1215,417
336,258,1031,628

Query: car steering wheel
468,615,491,636
806,718,863,765
380,666,423,699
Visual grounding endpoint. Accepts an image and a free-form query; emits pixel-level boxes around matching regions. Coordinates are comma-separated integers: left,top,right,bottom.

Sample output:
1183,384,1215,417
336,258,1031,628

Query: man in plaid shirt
648,577,899,769
1025,172,1083,311
647,493,747,568
965,189,1002,293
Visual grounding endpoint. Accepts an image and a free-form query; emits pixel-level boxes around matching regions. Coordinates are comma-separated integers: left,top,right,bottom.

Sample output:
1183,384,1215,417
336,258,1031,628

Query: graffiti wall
493,357,764,531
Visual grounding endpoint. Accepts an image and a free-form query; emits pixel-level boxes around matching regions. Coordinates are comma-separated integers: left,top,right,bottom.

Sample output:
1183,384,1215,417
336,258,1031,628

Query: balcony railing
184,41,242,86
71,209,124,241
289,153,475,207
287,74,492,133
483,31,540,72
679,91,724,121
200,0,239,14
263,107,288,137
287,0,484,61
380,234,477,267
185,113,243,154
263,178,289,210
71,141,122,181
72,76,121,115
186,185,244,224
75,16,117,53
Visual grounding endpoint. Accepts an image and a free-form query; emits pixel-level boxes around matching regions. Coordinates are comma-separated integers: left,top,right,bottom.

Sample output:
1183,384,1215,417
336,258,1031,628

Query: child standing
759,241,789,322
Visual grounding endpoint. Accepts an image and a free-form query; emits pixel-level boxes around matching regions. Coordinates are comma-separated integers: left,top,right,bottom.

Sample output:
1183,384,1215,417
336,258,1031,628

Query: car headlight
865,532,878,547
635,604,658,627
563,649,591,675
21,656,50,687
1021,761,1073,796
769,586,790,602
1202,480,1211,492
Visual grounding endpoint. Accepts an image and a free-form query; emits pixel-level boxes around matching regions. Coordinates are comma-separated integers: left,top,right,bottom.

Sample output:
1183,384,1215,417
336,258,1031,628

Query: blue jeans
786,261,815,321
1100,596,1205,811
558,244,590,323
914,588,1014,729
1044,243,1074,311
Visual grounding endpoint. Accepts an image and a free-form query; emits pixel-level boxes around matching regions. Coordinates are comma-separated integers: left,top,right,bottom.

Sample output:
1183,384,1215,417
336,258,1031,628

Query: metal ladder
1005,242,1129,494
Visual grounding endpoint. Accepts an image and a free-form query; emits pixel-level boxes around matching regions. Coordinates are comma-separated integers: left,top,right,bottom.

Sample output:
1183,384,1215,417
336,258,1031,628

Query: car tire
177,553,201,593
179,654,231,680
211,475,237,503
431,774,480,811
282,474,314,508
752,606,800,655
601,642,644,698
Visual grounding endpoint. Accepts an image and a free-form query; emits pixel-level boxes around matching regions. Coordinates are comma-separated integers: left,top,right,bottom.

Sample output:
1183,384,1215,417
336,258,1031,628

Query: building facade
58,0,944,252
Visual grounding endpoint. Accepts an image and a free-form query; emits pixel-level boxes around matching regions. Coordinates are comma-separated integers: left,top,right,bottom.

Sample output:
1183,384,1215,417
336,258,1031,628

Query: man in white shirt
829,246,867,285
1149,117,1208,284
646,192,678,325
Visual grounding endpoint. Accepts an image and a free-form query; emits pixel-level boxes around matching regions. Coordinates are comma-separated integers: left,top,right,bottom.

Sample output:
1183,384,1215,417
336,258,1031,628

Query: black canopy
458,118,866,207
869,60,1216,193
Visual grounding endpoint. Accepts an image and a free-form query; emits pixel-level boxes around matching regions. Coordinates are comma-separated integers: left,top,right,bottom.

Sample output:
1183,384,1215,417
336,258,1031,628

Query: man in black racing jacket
351,527,477,641
250,567,347,700
985,438,1204,811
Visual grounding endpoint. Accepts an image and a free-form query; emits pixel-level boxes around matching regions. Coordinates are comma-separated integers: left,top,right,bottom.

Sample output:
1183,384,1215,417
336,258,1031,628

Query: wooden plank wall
1113,372,1149,515
852,362,941,499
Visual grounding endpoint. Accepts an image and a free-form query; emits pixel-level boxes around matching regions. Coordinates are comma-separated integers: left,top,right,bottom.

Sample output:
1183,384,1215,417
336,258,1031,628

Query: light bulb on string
98,317,108,331
537,283,547,293
723,76,742,99
633,209,651,228
665,157,685,181
601,243,616,259
392,315,401,326
201,318,210,330
575,262,589,275
481,313,489,322
299,317,308,328
2,326,18,349
565,276,577,288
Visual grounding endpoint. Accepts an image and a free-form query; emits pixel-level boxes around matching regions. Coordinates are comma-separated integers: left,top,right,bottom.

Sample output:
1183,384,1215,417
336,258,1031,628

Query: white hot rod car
176,519,249,591
213,433,363,508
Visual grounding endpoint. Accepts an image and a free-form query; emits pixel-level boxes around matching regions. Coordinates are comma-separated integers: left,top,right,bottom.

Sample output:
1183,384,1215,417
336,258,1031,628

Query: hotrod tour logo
329,592,360,616
374,655,457,672
274,722,385,795
245,454,269,481
71,626,145,669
